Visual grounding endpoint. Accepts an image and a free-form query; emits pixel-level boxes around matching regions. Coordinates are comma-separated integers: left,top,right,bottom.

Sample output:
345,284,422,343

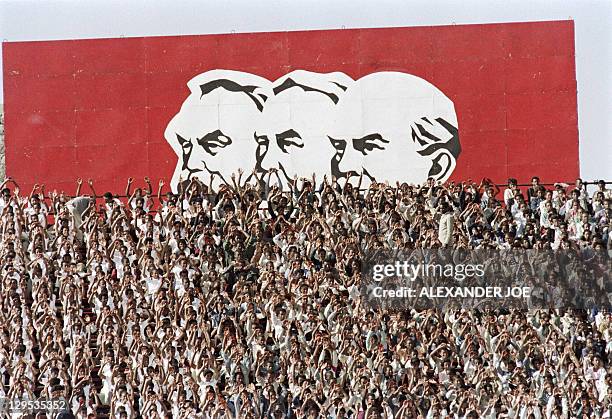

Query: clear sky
0,0,610,180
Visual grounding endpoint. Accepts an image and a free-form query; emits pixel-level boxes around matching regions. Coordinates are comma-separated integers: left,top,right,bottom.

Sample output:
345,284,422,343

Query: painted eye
254,133,269,146
275,129,304,153
176,134,193,151
197,130,232,156
328,136,346,151
352,134,389,155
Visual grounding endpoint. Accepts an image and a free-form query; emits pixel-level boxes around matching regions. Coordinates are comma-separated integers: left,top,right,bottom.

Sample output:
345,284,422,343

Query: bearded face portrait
254,70,354,183
164,70,271,190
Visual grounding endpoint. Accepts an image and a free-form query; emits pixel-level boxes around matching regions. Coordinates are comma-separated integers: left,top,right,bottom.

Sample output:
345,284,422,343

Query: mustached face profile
165,70,271,190
328,72,460,187
165,69,460,191
255,70,354,182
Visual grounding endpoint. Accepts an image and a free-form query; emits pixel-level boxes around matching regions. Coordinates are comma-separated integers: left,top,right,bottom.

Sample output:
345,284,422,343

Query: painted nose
338,141,362,175
259,135,285,172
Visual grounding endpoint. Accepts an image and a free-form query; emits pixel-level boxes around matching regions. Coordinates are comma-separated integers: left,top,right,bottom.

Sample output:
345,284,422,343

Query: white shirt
438,213,454,246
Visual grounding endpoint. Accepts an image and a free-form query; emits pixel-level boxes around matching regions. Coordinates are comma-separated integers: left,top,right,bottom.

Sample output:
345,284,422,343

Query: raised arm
144,176,153,195
125,177,133,197
155,179,165,206
88,178,97,200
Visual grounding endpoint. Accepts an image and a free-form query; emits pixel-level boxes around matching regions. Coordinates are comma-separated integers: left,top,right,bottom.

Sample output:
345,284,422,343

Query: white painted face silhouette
255,70,354,182
165,70,271,190
165,70,459,191
329,72,460,186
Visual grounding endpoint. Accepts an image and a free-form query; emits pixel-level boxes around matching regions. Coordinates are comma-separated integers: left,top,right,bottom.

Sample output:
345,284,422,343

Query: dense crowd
0,171,610,418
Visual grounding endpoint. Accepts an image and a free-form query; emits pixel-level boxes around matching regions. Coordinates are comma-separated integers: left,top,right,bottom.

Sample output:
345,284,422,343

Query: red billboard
2,20,578,193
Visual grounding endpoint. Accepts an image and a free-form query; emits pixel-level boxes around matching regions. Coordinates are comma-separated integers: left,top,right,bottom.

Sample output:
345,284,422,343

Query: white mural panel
165,69,460,191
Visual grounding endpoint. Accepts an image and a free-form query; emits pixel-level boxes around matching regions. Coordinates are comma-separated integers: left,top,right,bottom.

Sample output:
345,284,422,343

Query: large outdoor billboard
2,21,578,193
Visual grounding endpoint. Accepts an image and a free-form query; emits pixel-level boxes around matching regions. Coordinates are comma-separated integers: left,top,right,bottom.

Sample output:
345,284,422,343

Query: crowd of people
0,171,610,418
